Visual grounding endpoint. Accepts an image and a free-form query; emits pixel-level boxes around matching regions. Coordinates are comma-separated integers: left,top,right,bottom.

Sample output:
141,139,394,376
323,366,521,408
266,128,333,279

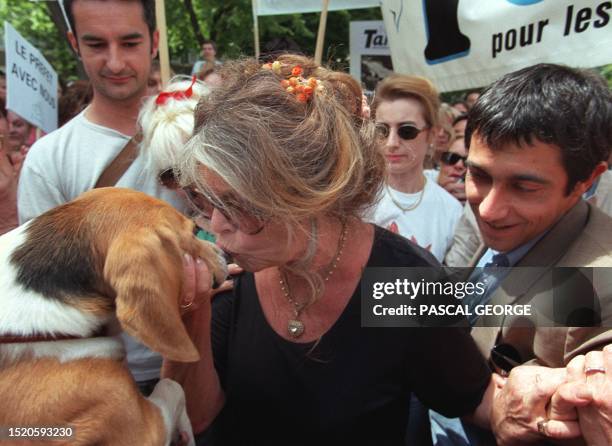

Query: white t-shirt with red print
369,179,462,262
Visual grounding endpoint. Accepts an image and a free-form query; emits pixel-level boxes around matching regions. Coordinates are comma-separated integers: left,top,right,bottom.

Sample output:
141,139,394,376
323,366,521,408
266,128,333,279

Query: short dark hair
64,0,156,38
201,39,217,51
466,63,612,194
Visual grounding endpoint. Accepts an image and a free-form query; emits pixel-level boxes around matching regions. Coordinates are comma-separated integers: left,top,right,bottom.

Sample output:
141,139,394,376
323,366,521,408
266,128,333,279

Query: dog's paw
148,379,195,446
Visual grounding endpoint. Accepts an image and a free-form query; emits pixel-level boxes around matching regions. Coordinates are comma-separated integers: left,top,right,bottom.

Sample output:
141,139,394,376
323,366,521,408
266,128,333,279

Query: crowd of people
1,0,612,445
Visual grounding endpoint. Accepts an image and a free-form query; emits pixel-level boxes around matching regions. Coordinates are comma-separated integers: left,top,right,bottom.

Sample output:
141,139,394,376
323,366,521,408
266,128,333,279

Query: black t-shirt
209,226,490,445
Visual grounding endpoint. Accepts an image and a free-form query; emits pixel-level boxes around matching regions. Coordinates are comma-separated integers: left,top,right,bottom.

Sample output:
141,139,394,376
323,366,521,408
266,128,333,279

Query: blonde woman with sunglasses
369,75,463,262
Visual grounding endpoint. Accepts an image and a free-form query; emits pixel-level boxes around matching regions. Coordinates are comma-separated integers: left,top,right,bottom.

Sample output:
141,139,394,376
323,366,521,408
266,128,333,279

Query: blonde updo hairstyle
371,74,441,130
178,55,385,300
180,55,384,225
138,75,209,175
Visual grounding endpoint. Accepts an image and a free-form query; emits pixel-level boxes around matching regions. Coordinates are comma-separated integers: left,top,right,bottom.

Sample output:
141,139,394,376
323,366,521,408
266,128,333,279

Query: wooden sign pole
314,0,330,65
155,0,171,85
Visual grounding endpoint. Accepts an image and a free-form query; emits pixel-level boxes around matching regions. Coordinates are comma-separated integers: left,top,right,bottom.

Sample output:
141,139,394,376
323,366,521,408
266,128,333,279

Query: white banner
4,22,58,133
255,0,380,15
350,21,393,91
381,0,612,92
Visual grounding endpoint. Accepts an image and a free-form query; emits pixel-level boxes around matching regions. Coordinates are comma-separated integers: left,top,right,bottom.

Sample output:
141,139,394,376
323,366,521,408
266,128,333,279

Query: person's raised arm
0,144,19,235
162,254,228,434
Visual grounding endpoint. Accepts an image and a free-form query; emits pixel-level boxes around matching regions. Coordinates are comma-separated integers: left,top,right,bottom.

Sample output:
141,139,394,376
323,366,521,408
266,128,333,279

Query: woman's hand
213,263,243,294
165,252,234,434
180,254,213,312
180,256,243,312
438,175,466,202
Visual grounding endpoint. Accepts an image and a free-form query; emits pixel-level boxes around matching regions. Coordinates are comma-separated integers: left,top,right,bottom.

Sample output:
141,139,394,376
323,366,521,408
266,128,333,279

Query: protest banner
253,0,381,61
254,0,379,15
350,20,392,91
381,0,612,92
4,22,58,133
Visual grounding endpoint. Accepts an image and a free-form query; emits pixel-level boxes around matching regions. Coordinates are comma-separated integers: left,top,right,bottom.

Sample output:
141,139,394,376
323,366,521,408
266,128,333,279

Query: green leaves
1,0,381,79
1,0,77,81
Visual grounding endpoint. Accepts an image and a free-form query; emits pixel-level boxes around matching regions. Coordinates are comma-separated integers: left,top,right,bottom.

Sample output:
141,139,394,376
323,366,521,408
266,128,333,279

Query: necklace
386,176,427,212
279,220,348,338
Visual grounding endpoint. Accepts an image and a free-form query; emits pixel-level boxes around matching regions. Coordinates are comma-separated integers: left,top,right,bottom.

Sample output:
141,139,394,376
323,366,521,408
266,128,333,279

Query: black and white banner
254,0,379,15
381,0,612,91
350,21,393,91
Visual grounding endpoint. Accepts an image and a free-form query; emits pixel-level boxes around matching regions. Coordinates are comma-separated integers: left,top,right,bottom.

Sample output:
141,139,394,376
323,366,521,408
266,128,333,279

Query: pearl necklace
279,221,348,338
386,176,427,212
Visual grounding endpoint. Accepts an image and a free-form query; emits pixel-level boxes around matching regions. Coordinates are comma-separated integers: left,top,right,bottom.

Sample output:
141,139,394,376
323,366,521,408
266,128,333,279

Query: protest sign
4,22,58,133
350,20,393,91
254,0,380,15
381,0,612,91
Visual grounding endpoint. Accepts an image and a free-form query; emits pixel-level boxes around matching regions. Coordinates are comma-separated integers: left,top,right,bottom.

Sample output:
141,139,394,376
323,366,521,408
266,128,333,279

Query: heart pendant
287,319,305,338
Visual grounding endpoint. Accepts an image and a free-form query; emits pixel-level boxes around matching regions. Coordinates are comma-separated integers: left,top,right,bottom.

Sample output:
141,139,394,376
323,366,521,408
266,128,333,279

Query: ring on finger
585,366,606,374
537,419,549,436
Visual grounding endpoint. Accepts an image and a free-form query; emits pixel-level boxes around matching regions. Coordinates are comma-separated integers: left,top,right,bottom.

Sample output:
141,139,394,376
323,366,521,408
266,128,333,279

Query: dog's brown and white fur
0,188,227,445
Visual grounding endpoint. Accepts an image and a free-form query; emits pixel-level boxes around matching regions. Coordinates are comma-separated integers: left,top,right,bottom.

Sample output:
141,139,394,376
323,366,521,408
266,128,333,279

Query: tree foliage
1,0,77,81
601,64,612,88
2,0,380,79
1,0,609,91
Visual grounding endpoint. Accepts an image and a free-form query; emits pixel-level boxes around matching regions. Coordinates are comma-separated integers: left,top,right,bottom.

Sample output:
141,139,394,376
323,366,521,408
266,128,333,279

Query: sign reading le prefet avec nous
4,21,58,133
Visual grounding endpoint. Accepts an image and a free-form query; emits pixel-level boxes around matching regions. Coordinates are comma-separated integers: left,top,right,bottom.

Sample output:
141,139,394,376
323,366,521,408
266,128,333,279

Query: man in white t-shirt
191,40,221,76
18,0,186,395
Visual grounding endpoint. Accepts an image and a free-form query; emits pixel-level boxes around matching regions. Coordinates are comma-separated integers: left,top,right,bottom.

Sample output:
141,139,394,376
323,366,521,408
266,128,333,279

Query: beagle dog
0,188,227,445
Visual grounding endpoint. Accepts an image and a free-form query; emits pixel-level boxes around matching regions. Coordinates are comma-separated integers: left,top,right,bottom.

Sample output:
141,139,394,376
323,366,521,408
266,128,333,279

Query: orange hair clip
262,61,320,103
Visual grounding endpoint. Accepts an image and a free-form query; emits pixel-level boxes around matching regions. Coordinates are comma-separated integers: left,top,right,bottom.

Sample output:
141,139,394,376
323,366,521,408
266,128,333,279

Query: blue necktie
484,253,510,268
464,253,510,324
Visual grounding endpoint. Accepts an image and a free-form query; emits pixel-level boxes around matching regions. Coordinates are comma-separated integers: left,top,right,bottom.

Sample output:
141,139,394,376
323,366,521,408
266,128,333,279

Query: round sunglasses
157,169,266,235
375,123,428,141
182,186,266,235
440,152,467,166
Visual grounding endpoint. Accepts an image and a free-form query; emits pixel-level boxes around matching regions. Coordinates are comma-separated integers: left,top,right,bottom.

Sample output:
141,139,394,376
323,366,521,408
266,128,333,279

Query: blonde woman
369,75,463,261
426,102,457,170
163,56,492,445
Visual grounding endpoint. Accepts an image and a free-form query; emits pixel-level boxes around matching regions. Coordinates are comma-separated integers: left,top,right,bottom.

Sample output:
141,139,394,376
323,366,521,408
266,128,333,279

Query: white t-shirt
369,179,463,262
191,59,222,75
18,109,188,382
424,168,439,183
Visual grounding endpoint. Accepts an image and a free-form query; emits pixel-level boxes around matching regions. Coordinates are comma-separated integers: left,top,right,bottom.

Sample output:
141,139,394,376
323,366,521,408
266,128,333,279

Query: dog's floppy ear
104,228,199,362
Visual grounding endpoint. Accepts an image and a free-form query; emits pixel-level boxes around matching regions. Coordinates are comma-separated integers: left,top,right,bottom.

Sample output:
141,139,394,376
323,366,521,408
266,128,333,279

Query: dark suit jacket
469,201,612,367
